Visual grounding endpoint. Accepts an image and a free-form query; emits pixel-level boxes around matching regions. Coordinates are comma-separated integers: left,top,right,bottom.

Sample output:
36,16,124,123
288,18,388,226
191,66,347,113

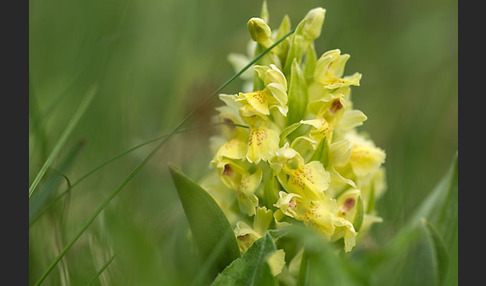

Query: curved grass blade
211,233,277,286
169,164,240,281
29,85,97,199
29,140,85,223
32,29,296,286
29,74,49,163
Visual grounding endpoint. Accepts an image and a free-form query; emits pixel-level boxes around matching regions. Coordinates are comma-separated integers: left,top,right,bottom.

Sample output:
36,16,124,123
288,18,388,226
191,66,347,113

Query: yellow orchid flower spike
200,4,387,270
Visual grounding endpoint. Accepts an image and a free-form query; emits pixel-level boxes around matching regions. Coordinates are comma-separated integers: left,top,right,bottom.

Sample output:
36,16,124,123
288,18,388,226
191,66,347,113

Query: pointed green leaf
211,233,277,286
409,152,458,227
353,196,364,232
309,136,329,168
274,14,291,64
303,43,317,83
279,122,302,146
372,223,437,286
287,59,308,125
168,164,240,279
283,19,307,75
422,219,450,286
371,152,458,286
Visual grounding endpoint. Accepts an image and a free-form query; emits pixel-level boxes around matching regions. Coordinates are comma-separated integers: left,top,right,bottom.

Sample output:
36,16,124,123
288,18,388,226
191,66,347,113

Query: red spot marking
330,99,343,114
344,198,355,211
223,164,234,177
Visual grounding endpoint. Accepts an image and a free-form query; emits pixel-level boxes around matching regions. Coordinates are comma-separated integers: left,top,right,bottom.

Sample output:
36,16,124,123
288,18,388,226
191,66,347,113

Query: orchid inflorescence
199,1,386,278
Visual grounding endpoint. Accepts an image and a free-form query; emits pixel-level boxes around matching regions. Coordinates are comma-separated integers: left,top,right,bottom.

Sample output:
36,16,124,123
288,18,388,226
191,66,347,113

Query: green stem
88,254,116,286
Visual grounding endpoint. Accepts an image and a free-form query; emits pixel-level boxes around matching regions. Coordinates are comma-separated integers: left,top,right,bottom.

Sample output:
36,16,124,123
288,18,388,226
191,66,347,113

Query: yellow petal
347,133,386,177
330,138,353,166
246,124,280,164
266,83,288,116
286,160,330,199
314,49,341,82
236,168,262,216
331,217,357,252
336,189,360,223
300,118,332,143
213,138,248,162
237,91,270,117
254,206,273,234
234,221,262,253
254,64,288,90
274,191,304,218
322,73,361,89
336,109,367,132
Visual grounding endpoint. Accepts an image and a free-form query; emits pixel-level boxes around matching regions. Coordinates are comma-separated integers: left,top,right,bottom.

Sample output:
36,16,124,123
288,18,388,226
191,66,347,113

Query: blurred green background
29,0,457,285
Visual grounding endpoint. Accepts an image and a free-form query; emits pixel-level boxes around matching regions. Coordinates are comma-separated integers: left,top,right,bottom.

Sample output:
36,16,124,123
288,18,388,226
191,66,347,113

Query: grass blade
88,254,116,286
29,85,97,199
29,140,85,224
29,123,244,226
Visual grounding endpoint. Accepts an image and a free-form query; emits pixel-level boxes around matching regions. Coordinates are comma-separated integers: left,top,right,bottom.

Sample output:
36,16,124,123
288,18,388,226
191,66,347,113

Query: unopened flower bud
248,17,273,48
302,7,326,40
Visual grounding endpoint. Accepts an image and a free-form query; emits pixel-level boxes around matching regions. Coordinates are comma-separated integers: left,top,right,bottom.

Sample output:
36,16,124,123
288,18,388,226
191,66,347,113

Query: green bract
201,2,386,282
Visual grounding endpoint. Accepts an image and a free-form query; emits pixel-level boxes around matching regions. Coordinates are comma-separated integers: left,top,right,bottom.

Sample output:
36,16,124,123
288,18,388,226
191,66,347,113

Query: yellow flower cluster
200,2,386,261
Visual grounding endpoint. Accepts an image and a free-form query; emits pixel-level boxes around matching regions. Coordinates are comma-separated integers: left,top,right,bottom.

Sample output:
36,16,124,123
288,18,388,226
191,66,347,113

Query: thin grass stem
33,28,296,286
29,122,247,226
29,86,97,199
88,254,116,286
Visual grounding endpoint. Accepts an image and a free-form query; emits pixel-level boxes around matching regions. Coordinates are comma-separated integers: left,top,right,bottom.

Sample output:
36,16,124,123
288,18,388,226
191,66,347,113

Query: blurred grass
29,0,457,285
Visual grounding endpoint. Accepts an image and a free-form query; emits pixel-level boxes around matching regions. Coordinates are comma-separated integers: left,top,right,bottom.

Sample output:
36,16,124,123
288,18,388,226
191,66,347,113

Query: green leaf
409,152,458,227
372,223,437,286
274,14,291,65
353,196,364,232
168,164,240,280
309,136,329,168
279,122,302,146
287,58,308,125
371,152,458,286
303,43,317,83
261,165,279,209
422,219,450,286
283,19,307,76
211,233,277,286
